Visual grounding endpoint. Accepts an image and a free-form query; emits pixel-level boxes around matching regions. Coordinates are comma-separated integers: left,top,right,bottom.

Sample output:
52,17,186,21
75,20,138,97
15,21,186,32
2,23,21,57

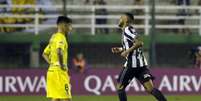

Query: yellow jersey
44,32,72,99
43,32,68,68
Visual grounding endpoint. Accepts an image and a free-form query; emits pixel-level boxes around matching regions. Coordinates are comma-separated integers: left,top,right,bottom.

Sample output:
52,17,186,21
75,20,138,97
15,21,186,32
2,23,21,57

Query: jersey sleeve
124,26,137,41
43,44,50,55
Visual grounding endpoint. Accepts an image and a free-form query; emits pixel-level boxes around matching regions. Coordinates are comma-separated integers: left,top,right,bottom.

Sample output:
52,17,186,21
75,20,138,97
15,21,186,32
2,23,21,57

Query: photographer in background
195,46,201,69
191,46,201,69
72,53,87,73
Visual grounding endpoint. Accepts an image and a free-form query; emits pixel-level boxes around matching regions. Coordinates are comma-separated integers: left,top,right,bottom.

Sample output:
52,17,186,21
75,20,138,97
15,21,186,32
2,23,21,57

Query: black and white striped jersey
122,26,148,68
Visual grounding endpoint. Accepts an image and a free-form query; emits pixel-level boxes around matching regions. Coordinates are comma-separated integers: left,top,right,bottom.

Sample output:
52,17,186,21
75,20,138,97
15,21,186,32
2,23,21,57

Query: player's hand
61,67,66,71
111,47,123,54
121,51,129,58
61,65,67,71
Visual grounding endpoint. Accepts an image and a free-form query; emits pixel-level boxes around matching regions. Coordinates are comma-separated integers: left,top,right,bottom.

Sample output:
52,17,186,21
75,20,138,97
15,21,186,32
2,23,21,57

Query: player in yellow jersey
42,16,72,101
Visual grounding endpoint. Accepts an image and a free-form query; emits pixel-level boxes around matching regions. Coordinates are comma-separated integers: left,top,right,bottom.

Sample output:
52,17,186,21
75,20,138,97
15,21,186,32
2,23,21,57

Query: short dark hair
124,13,134,23
57,16,72,24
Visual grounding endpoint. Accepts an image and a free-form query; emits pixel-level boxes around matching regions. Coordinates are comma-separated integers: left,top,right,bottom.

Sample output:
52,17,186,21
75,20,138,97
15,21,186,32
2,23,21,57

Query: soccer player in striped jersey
111,13,167,101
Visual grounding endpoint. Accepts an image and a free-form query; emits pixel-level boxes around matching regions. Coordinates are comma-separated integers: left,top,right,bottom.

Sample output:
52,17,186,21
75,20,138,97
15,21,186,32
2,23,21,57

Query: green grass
1,95,201,101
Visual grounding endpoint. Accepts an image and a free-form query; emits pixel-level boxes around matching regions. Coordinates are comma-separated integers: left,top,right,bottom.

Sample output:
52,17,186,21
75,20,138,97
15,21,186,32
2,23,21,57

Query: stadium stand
0,0,201,34
0,0,35,32
0,0,201,68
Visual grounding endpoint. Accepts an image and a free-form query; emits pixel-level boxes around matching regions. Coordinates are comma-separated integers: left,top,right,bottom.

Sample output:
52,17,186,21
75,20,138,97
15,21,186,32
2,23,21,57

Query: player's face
66,23,72,32
63,23,72,34
118,15,127,28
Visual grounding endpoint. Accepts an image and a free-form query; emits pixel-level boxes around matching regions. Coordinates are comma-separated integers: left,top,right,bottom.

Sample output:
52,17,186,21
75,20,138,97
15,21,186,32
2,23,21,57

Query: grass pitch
1,95,201,101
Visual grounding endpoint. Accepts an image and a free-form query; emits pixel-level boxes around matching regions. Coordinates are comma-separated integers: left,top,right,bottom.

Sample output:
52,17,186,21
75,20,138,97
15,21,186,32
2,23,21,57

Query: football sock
117,89,127,101
151,88,167,101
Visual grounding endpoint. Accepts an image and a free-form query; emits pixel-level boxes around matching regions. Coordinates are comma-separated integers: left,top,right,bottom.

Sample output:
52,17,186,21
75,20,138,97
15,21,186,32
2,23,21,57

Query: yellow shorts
46,67,72,99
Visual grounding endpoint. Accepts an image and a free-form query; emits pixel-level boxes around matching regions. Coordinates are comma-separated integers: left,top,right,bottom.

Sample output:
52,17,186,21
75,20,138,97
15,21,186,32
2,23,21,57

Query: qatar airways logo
0,76,46,93
0,71,201,95
84,75,201,95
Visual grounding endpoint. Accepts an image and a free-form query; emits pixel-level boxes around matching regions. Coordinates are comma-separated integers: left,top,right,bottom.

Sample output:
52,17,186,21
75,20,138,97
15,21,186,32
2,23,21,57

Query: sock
117,89,127,101
151,88,167,101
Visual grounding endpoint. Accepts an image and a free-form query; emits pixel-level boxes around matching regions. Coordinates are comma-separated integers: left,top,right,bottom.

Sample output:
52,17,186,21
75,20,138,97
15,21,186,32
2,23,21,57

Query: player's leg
143,79,154,92
49,70,72,101
47,69,61,101
62,71,72,101
52,99,71,101
143,80,167,101
62,98,72,101
51,97,72,101
116,67,133,101
51,99,60,101
137,67,167,101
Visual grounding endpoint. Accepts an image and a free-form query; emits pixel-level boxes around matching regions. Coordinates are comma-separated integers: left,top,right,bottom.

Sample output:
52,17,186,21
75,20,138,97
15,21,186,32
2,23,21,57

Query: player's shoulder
55,32,64,37
53,32,65,40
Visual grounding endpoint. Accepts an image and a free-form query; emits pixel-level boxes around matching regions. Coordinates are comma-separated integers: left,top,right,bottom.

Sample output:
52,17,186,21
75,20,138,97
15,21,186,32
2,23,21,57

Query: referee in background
111,13,167,101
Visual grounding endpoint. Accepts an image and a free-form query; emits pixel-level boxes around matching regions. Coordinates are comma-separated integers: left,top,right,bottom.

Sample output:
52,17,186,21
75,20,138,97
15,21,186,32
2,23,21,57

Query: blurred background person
195,46,201,69
72,53,87,73
190,46,201,69
0,0,7,32
132,0,144,25
175,0,191,34
84,0,91,5
132,0,144,33
93,0,108,34
195,0,201,15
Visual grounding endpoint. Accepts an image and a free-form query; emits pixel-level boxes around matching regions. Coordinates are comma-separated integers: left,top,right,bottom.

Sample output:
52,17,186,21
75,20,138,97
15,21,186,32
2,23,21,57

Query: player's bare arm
111,47,123,54
42,52,50,64
57,48,66,71
121,36,143,58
